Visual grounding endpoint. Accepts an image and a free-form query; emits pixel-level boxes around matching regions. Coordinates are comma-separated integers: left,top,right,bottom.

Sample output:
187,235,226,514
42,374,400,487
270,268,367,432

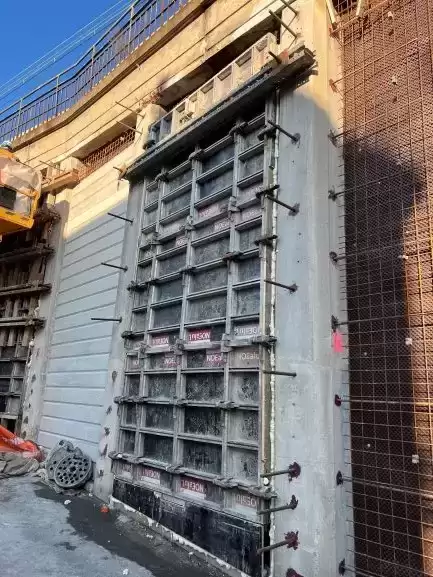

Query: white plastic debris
412,454,420,464
405,337,413,346
122,570,129,576
64,499,71,505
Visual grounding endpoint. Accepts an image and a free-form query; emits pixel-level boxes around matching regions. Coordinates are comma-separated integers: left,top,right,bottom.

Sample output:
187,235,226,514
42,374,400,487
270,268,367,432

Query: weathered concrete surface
0,477,226,577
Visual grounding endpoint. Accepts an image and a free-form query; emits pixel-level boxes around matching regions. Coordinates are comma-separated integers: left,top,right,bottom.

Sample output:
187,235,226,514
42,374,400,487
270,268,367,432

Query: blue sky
0,1,128,107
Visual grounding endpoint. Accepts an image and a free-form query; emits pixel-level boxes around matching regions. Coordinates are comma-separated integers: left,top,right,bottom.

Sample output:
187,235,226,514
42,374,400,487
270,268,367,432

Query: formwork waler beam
335,0,433,575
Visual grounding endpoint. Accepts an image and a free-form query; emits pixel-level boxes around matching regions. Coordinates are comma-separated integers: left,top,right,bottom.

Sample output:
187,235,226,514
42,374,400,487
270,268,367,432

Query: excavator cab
0,142,41,236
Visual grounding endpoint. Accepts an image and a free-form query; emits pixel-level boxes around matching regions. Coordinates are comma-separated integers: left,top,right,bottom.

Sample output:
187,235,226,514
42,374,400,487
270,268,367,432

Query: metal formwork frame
114,99,277,521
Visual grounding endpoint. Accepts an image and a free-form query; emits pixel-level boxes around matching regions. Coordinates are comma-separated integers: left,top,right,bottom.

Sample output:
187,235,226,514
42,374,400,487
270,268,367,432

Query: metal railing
0,0,187,142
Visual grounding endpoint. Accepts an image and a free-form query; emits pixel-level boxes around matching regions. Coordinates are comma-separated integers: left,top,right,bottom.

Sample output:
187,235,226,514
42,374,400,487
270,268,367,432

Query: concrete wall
271,1,345,575
35,146,135,459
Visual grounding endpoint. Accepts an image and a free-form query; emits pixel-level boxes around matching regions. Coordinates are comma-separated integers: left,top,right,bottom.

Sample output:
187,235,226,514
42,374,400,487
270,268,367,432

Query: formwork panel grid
114,103,278,526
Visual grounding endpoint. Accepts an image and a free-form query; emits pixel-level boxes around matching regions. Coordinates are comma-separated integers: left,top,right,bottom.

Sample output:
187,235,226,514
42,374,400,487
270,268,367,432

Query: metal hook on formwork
329,251,345,264
257,121,300,145
261,461,301,481
256,184,299,215
257,530,299,555
257,495,299,515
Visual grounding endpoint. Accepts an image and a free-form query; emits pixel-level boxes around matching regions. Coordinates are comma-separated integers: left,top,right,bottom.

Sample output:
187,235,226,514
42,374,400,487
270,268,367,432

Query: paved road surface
0,476,225,577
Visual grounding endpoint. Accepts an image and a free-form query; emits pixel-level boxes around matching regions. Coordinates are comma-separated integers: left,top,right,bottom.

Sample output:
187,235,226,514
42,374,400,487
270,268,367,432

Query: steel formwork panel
114,102,278,522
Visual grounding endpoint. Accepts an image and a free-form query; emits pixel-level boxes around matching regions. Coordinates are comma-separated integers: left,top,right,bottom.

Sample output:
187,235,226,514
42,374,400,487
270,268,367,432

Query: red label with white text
188,328,211,343
181,477,206,498
140,467,161,484
152,335,170,346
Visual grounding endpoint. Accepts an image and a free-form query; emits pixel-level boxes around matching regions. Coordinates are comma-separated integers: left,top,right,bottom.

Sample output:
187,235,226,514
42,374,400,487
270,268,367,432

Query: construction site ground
0,476,226,577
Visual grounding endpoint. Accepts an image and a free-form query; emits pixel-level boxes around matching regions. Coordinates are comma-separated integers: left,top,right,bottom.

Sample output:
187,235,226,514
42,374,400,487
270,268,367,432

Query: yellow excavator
0,141,42,236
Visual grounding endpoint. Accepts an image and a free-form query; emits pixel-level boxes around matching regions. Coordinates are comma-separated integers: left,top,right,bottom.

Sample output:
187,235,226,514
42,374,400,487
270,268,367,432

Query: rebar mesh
77,129,134,180
338,0,433,575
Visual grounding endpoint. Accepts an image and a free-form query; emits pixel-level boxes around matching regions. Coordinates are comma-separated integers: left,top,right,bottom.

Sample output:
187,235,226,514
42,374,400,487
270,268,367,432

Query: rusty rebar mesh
333,0,357,15
339,0,433,575
78,129,134,180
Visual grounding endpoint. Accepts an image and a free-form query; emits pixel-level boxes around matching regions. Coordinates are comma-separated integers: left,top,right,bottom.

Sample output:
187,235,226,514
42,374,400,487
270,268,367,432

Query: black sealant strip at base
113,478,267,577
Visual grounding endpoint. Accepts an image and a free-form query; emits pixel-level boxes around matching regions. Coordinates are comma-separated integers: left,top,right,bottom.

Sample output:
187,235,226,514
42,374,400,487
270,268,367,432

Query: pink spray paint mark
332,330,344,353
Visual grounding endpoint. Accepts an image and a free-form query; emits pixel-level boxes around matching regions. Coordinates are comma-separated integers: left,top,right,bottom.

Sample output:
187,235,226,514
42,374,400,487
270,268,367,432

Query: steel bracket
255,233,278,247
121,330,134,339
212,476,239,488
229,121,248,136
127,281,146,292
257,124,277,141
252,335,277,346
155,169,169,182
188,149,204,161
228,197,240,213
222,251,243,263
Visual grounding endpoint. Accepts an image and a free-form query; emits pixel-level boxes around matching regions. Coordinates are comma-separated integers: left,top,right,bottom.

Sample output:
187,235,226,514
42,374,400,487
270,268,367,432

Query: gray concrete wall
270,1,345,575
36,145,133,459
39,208,126,459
